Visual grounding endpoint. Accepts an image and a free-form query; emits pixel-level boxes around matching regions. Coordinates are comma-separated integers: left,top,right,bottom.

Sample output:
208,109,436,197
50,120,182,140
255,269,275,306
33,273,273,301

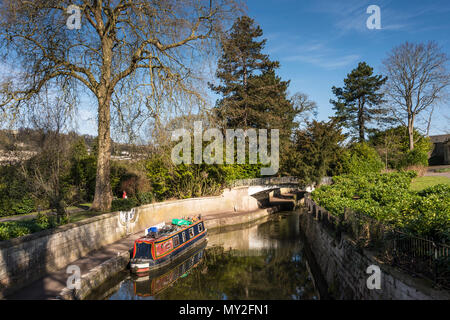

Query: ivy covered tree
330,62,388,142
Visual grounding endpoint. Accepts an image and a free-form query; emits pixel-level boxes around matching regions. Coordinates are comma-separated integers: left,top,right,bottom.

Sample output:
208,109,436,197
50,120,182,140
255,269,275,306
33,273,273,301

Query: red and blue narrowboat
132,242,206,296
130,216,207,275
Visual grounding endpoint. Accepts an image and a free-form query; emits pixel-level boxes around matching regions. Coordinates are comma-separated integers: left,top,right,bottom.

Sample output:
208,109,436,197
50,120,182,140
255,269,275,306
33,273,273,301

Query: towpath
5,209,272,300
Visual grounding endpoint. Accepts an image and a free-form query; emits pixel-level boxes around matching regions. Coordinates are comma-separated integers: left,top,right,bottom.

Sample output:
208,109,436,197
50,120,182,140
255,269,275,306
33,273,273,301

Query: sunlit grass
410,176,450,191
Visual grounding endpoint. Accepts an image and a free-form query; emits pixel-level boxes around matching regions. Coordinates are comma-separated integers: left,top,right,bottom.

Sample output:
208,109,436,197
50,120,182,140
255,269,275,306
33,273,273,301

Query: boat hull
130,227,207,275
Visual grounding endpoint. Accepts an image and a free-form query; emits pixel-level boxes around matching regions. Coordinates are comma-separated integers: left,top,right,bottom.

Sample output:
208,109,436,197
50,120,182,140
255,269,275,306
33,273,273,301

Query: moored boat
132,242,206,297
130,215,207,275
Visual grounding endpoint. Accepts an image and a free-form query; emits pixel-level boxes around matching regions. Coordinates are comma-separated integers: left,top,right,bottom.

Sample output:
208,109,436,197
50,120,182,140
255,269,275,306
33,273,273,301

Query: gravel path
424,165,450,178
0,208,86,223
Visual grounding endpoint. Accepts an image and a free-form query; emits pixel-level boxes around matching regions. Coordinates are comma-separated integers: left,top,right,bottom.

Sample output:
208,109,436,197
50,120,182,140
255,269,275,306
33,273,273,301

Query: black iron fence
303,195,450,289
230,176,332,188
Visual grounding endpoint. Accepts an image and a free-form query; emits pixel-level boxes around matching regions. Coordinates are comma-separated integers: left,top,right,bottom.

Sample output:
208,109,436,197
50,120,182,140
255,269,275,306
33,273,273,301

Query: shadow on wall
0,229,50,299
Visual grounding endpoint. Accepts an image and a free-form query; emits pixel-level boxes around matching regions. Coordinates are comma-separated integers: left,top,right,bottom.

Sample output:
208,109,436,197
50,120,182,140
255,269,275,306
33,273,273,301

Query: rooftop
430,134,450,144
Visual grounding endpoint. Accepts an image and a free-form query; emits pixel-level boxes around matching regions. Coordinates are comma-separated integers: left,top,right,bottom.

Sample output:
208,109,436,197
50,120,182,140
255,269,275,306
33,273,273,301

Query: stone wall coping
0,192,233,250
0,210,120,249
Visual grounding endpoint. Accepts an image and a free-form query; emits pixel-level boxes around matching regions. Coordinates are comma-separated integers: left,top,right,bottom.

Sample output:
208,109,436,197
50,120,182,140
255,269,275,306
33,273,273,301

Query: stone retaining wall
300,200,450,300
0,187,259,298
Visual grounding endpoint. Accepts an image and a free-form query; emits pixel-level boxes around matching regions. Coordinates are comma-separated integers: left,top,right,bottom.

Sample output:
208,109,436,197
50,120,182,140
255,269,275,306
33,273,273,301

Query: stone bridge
229,176,332,209
231,176,331,195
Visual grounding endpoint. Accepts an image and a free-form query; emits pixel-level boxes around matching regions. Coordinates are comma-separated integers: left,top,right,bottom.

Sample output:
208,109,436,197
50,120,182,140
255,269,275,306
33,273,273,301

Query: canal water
85,210,324,300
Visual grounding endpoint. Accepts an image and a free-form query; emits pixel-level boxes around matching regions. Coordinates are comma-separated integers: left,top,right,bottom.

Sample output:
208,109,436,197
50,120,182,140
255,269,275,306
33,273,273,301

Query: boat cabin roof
137,219,203,242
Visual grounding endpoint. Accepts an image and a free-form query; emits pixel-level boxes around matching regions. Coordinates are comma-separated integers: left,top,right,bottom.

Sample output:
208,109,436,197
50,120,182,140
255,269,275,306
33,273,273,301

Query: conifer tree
210,16,298,138
330,62,388,142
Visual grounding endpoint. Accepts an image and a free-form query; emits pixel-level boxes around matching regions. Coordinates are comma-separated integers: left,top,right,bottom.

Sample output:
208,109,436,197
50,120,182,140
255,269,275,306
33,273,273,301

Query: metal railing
303,195,450,289
230,176,301,188
230,176,332,188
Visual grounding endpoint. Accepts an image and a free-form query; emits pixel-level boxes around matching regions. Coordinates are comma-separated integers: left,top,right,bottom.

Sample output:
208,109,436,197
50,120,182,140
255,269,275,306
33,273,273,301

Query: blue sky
244,0,450,135
73,0,450,137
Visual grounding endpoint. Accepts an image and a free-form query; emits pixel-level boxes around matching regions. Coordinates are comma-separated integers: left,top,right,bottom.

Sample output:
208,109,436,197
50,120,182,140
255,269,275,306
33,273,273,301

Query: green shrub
0,223,30,240
35,212,50,229
339,143,384,176
368,126,432,169
144,150,258,201
136,192,154,205
398,148,429,168
311,172,449,242
111,198,138,212
11,197,36,215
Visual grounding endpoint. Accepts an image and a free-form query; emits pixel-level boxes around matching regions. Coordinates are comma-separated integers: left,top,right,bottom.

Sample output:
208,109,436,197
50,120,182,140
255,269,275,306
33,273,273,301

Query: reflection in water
86,211,320,300
134,244,206,297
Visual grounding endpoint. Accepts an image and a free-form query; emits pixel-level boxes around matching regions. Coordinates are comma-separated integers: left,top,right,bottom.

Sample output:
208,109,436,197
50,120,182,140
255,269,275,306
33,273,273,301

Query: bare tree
20,93,75,222
383,41,450,150
0,0,240,211
291,92,318,130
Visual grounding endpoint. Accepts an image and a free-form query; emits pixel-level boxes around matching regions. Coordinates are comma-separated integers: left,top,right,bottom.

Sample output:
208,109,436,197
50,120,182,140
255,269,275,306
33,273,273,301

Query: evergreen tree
210,16,300,176
330,62,388,142
210,16,298,137
288,119,346,184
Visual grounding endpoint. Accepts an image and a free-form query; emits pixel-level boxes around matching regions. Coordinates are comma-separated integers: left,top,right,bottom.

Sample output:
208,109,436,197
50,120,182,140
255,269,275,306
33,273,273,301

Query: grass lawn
69,210,103,223
410,176,450,191
0,205,88,221
0,204,101,240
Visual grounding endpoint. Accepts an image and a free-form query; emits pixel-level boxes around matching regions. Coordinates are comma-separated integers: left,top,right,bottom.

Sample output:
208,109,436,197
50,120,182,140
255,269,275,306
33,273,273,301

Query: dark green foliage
210,16,300,174
331,62,389,142
336,142,384,176
0,165,36,217
368,126,433,169
136,192,155,206
69,138,97,201
288,119,346,184
145,147,261,201
399,148,429,168
0,214,61,241
210,16,279,129
111,198,139,212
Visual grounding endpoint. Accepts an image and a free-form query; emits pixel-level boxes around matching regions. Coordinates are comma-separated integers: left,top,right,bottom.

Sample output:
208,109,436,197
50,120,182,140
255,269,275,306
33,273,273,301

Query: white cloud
284,53,360,69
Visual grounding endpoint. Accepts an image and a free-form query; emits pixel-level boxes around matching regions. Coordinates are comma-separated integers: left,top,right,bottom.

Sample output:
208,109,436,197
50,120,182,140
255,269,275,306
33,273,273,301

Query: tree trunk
92,35,114,212
91,91,113,211
408,113,415,151
358,98,365,142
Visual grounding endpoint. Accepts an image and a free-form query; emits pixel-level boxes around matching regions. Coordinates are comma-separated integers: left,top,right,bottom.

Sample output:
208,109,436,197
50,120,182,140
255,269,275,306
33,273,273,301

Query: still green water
86,211,321,300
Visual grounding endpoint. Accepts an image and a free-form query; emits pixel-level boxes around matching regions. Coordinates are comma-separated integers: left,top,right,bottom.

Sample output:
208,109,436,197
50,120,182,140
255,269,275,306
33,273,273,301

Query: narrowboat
132,242,206,296
130,215,207,275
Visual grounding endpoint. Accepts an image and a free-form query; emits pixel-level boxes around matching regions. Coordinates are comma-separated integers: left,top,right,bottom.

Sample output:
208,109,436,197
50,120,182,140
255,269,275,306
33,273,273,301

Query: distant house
429,134,450,165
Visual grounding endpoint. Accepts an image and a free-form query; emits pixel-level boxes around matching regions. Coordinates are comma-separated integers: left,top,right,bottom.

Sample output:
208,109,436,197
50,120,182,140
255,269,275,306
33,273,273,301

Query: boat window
189,228,195,238
182,232,186,242
173,236,180,247
198,223,203,233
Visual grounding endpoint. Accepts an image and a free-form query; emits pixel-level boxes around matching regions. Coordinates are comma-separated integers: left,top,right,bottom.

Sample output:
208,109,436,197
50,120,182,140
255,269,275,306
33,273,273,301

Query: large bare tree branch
383,41,450,150
0,0,242,210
